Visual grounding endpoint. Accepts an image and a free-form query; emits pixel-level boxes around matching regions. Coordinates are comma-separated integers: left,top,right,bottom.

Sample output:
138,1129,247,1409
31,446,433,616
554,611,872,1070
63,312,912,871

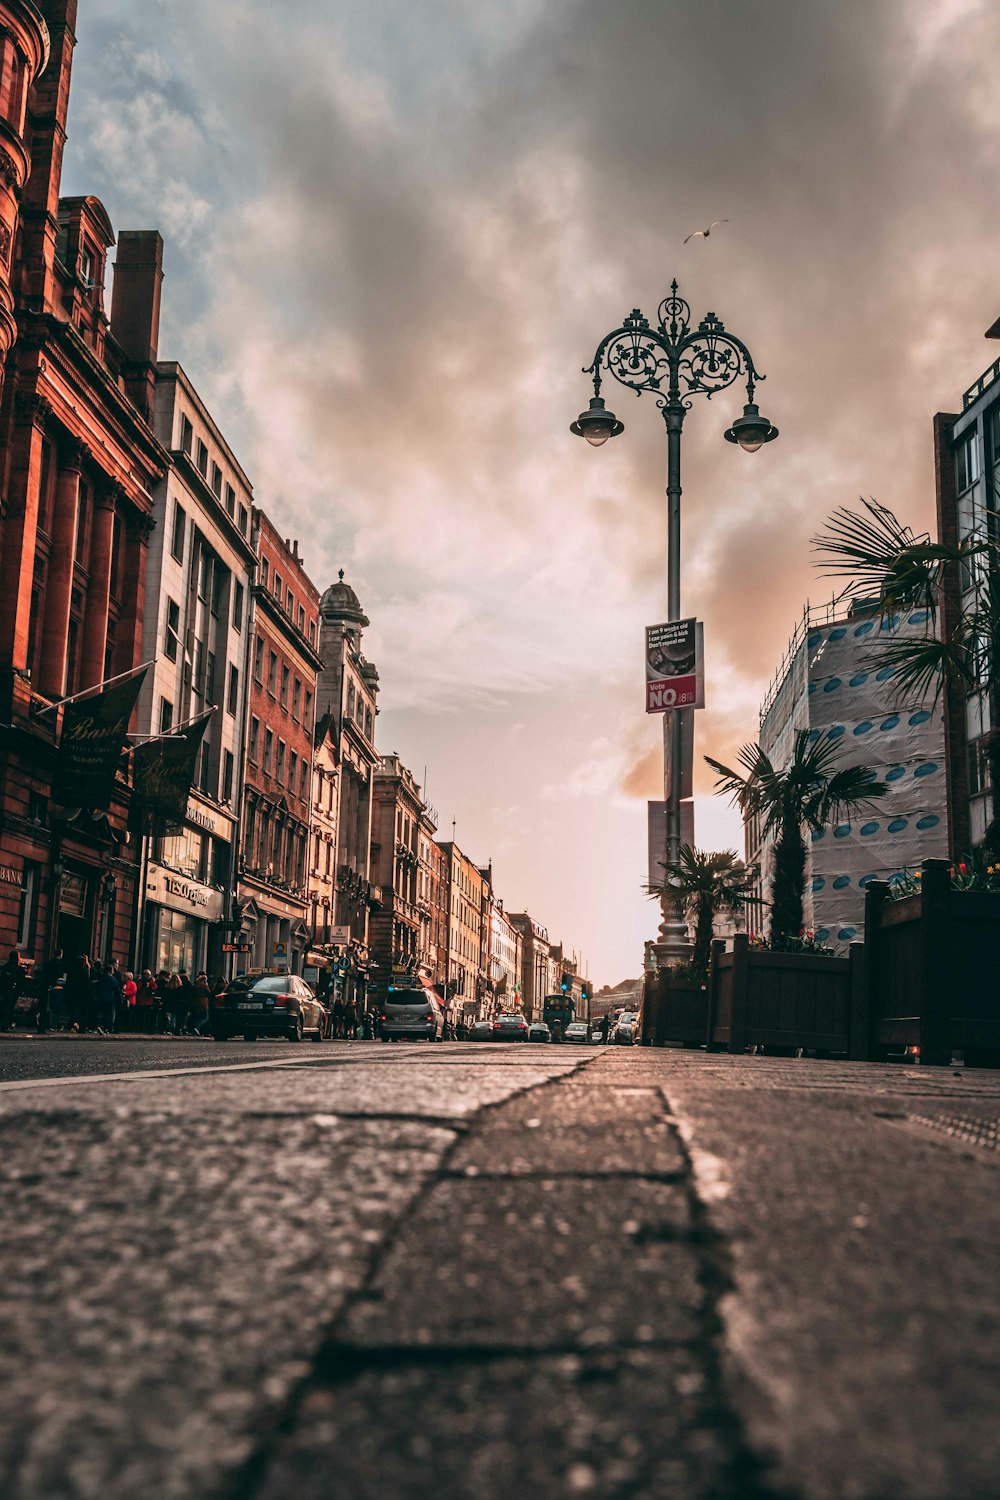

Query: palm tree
647,845,753,981
812,497,1000,849
706,730,887,946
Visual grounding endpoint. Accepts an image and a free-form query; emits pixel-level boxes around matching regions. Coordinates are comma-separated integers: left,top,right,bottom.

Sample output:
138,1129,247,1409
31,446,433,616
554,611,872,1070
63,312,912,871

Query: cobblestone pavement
1,1041,999,1499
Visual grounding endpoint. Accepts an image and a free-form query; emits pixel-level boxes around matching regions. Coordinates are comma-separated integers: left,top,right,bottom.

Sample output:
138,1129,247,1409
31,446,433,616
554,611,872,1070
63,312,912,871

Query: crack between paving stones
213,1054,599,1500
660,1083,803,1500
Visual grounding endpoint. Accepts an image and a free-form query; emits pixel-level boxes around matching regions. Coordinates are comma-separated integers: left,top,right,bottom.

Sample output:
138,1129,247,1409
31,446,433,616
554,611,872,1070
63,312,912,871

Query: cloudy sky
63,0,1000,983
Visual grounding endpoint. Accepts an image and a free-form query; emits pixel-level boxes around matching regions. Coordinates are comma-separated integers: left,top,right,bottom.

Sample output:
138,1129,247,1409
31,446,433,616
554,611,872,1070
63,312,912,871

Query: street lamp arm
585,300,767,407
584,317,675,399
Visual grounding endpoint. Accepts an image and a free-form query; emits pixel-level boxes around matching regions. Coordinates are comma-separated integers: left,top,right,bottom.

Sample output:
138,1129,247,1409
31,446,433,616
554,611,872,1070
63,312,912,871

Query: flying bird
684,219,728,243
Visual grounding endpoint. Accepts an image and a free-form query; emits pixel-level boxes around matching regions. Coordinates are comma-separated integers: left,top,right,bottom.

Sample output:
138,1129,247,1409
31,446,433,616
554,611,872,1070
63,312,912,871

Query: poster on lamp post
645,618,705,712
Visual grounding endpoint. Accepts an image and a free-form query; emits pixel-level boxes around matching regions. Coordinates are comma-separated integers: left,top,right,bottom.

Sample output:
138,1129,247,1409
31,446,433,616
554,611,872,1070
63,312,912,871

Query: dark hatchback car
492,1012,530,1042
380,988,445,1042
211,974,329,1042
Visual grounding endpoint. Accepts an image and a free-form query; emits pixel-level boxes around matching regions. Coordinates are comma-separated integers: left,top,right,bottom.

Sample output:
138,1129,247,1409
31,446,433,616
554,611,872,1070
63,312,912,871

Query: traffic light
580,982,591,1003
560,973,571,993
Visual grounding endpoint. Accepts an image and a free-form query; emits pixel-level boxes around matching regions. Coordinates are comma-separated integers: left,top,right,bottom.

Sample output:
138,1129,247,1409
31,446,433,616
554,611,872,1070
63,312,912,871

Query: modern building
315,570,380,1010
368,753,426,1001
0,2,168,967
933,322,1000,856
747,598,949,949
509,912,550,1022
134,355,256,977
437,839,487,1024
238,519,321,974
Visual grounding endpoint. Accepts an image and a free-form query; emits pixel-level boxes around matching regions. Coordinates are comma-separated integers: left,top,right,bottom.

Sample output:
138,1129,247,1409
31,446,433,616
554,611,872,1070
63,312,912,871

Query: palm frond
865,632,975,707
812,499,931,602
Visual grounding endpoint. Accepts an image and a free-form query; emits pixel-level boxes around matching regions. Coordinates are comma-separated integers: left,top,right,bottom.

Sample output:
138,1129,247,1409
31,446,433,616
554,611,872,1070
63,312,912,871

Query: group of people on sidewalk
0,950,225,1037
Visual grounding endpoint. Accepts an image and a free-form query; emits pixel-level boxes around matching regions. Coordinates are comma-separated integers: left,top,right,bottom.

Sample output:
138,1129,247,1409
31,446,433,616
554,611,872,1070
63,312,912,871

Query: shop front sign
146,862,224,922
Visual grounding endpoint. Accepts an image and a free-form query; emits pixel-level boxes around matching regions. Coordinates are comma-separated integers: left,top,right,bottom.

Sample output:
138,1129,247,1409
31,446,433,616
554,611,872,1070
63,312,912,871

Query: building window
267,650,278,695
211,562,224,618
227,664,239,716
292,677,301,722
206,651,218,706
222,750,234,803
956,430,980,495
159,697,173,733
280,664,289,709
233,581,244,632
304,689,313,727
300,760,309,798
180,415,193,455
238,505,248,537
264,729,273,773
249,716,260,763
171,502,186,562
224,482,236,518
17,862,38,951
192,638,204,698
308,619,316,646
289,750,298,793
273,571,282,601
347,682,355,720
276,739,286,785
297,604,305,633
365,706,373,739
197,548,211,603
196,439,209,477
211,462,223,498
286,588,293,617
164,598,180,661
253,636,264,682
198,740,212,796
260,558,269,589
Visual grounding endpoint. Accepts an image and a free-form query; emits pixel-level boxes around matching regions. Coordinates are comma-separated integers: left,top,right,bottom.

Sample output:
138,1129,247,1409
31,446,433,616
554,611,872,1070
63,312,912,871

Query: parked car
613,1011,640,1046
469,1020,495,1041
564,1021,592,1044
589,1026,604,1043
380,988,445,1042
492,1012,530,1042
528,1022,551,1043
212,973,329,1042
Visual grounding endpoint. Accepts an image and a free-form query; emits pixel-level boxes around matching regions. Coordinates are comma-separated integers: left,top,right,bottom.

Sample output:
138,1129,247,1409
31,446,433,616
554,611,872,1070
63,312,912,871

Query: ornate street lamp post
572,280,777,962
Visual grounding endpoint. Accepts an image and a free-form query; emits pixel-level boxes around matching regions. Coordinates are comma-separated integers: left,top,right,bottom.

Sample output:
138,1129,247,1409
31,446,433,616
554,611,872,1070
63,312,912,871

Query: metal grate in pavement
905,1112,1000,1154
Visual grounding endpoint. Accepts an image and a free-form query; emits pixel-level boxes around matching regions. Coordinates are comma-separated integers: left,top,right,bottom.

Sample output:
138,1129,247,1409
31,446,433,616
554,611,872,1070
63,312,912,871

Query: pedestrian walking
332,994,345,1040
110,958,125,1030
66,954,92,1032
48,974,68,1031
122,971,137,1028
189,972,211,1035
164,972,184,1034
343,998,357,1040
600,1013,610,1045
35,948,64,1033
92,961,118,1034
135,970,156,1033
0,949,22,1031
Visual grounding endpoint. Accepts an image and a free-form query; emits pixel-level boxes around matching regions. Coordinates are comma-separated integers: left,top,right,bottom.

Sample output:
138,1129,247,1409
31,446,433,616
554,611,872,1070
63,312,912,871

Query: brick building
0,1,168,967
238,517,321,974
436,839,487,1024
509,913,550,1022
417,804,446,991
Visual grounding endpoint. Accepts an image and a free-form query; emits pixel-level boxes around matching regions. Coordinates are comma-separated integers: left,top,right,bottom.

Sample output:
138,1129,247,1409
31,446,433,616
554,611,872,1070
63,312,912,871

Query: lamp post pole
572,280,777,965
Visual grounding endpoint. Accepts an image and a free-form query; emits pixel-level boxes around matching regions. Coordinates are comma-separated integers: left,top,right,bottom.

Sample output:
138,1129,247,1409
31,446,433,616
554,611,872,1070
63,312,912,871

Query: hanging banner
646,619,705,712
52,668,148,810
131,712,212,835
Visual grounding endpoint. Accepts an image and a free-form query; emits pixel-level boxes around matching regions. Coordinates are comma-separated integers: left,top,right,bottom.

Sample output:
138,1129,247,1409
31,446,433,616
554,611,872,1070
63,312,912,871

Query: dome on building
320,569,369,628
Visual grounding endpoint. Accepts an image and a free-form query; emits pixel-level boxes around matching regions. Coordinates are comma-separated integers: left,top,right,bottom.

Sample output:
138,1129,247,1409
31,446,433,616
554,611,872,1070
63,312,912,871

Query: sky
60,0,1000,985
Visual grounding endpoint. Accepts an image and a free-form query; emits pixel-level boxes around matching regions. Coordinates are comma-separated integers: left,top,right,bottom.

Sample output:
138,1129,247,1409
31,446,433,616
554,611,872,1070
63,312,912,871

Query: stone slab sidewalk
1,1044,999,1499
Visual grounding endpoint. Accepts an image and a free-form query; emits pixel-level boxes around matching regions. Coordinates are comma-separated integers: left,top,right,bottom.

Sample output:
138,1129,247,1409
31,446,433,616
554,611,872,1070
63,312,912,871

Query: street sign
221,942,252,954
330,924,352,945
272,940,288,973
645,618,705,712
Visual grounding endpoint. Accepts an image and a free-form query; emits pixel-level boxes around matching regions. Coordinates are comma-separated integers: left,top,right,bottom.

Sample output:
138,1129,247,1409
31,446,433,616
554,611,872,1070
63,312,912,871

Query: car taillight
274,994,291,1009
380,1014,387,1021
425,1013,434,1022
493,1022,501,1031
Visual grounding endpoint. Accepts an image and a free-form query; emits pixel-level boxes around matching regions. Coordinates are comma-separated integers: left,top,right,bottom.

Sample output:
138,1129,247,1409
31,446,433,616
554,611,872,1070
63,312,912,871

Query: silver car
380,988,445,1042
564,1021,592,1044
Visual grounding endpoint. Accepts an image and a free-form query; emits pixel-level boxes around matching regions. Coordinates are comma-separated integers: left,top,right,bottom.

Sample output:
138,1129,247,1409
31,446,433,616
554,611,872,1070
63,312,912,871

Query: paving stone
448,1120,686,1176
253,1347,741,1500
343,1177,701,1350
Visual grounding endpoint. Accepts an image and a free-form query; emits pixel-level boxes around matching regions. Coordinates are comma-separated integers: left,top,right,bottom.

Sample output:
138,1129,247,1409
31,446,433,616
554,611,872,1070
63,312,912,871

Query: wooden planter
864,859,1000,1065
707,934,866,1058
642,970,710,1047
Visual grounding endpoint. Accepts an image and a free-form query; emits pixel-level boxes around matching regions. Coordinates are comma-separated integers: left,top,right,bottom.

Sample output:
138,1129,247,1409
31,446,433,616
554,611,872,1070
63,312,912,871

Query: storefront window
159,827,205,879
157,909,197,976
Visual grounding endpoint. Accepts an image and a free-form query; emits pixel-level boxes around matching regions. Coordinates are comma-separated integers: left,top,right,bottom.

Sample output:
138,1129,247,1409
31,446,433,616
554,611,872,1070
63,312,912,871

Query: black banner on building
131,712,212,835
52,668,148,811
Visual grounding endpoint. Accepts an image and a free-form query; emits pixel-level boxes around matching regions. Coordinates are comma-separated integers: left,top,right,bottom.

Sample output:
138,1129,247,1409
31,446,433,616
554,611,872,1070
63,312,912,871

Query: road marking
0,1054,406,1094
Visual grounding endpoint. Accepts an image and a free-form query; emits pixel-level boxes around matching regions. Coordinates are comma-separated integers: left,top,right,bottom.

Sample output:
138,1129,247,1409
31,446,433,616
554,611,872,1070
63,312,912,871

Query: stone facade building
315,571,379,1010
368,753,426,1001
304,712,340,986
238,518,321,974
483,885,522,1013
135,357,255,977
509,913,550,1022
0,1,168,967
420,826,448,992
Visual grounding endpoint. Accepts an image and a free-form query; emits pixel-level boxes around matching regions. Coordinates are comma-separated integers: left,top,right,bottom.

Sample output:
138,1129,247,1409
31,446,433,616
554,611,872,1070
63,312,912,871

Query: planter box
707,934,866,1058
642,970,710,1046
865,859,1000,1065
